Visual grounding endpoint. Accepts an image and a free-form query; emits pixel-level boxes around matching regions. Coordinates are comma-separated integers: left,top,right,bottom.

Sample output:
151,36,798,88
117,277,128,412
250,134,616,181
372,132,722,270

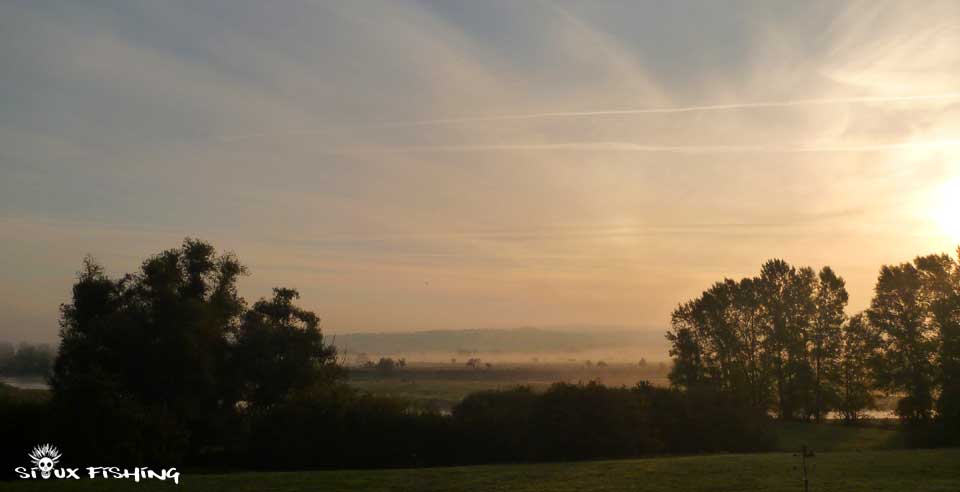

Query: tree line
4,239,958,475
666,253,960,443
0,342,54,377
1,238,774,475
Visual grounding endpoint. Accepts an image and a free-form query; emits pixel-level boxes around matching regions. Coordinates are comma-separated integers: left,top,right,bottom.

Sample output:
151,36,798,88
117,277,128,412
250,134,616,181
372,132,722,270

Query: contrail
341,139,960,154
384,93,960,127
213,92,960,141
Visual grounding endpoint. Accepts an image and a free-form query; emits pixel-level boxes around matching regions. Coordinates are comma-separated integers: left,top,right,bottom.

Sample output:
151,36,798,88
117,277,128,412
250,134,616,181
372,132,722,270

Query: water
826,409,896,420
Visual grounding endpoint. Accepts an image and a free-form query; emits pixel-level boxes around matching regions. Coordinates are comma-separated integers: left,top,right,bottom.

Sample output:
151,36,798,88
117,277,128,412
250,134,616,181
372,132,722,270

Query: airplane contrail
214,92,960,141
341,139,960,154
384,93,960,127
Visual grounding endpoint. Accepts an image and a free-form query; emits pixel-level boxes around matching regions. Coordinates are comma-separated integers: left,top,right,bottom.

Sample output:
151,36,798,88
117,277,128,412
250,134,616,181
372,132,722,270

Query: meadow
345,361,670,412
5,448,958,492
0,365,931,492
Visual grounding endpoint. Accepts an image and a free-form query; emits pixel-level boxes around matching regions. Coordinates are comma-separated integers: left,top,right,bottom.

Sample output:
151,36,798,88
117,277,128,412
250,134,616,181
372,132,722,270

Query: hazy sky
3,1,960,343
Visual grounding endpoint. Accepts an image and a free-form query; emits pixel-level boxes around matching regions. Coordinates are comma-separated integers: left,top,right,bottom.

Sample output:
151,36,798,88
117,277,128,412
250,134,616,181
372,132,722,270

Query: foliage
233,288,342,409
372,357,402,377
835,314,879,422
666,260,851,421
18,238,960,475
453,382,774,463
667,249,960,444
810,267,848,421
867,260,939,423
50,239,341,464
243,384,454,469
865,251,960,436
0,342,55,377
243,380,774,469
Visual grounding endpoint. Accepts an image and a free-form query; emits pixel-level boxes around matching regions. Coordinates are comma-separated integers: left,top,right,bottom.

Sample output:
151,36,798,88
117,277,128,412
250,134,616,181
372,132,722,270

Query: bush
0,391,55,480
243,384,455,469
451,381,776,465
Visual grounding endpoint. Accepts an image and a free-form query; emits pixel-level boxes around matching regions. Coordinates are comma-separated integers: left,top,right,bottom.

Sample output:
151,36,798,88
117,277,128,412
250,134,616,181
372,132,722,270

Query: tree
666,260,840,419
914,252,960,440
233,288,341,408
836,314,878,422
666,301,698,390
0,343,54,377
374,357,397,377
867,262,937,423
52,239,341,462
667,280,742,393
731,277,774,411
810,266,848,422
53,242,248,461
0,342,13,373
757,260,816,420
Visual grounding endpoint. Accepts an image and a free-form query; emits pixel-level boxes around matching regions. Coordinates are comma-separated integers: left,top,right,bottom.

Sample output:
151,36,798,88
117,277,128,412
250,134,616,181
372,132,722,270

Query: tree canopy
668,250,960,435
51,239,341,462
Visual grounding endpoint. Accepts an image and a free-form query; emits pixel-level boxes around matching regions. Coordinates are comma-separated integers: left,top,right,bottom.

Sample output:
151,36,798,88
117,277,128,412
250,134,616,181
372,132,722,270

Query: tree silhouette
836,314,878,422
668,260,856,420
233,288,341,408
867,261,937,423
51,239,340,462
811,266,848,422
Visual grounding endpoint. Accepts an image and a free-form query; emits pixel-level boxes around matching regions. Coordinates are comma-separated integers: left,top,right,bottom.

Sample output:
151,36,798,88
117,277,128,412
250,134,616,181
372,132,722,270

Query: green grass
5,449,959,492
774,421,905,452
0,379,920,491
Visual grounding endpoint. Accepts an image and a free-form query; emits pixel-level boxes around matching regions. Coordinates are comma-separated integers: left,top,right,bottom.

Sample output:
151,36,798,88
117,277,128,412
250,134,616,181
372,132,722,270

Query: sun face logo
27,444,61,479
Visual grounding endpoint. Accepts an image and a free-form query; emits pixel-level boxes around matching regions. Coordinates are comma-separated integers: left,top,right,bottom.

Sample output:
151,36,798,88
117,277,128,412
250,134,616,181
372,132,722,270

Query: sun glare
932,178,960,242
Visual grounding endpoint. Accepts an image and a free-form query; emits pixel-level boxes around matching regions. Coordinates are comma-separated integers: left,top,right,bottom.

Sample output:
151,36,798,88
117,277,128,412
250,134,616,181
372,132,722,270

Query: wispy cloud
3,0,960,340
210,92,960,142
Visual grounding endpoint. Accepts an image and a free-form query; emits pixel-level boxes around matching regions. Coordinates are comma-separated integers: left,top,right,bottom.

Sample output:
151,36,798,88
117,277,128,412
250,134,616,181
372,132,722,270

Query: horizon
4,1,960,344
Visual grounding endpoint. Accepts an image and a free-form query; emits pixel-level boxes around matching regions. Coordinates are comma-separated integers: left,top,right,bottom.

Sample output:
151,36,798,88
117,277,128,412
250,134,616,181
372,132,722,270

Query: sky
3,0,960,344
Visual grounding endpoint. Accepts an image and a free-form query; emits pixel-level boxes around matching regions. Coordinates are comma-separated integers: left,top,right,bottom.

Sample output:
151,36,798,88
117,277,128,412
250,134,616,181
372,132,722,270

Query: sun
931,178,960,243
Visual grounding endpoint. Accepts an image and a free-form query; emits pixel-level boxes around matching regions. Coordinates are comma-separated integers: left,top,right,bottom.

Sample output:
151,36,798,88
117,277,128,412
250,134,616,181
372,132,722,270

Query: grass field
343,364,670,413
774,421,904,452
346,378,555,411
2,376,921,491
5,449,959,492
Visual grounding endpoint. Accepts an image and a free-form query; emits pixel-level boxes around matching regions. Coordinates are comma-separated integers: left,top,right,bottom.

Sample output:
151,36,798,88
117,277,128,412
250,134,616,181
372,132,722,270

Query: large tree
668,280,751,397
52,239,341,462
757,260,816,420
731,277,774,410
836,313,878,422
667,261,811,417
810,266,848,422
53,240,248,460
667,260,845,420
867,261,938,423
914,251,960,439
233,288,342,409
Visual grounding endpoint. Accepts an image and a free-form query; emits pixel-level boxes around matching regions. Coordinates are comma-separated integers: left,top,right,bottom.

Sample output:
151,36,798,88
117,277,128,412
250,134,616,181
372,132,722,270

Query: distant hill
330,327,668,358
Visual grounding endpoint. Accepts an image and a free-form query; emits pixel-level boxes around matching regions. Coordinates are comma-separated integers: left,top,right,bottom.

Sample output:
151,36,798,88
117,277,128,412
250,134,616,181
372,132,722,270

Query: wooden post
800,444,814,492
801,444,808,492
